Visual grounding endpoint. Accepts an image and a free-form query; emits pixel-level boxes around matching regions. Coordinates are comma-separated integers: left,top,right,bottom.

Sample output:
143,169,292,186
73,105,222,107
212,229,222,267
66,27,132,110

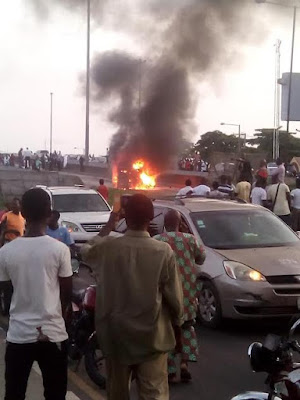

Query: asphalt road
74,265,293,400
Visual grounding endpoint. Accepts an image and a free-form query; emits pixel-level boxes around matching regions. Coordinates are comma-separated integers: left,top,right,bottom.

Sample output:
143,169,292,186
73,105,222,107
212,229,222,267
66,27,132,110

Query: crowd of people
1,157,300,399
0,189,205,399
0,148,67,172
177,158,300,231
178,155,208,172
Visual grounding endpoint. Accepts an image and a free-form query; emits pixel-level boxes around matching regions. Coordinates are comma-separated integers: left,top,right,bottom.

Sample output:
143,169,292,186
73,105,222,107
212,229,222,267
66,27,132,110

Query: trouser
278,214,291,226
292,209,300,231
106,353,169,400
5,341,68,400
168,325,198,375
25,157,30,169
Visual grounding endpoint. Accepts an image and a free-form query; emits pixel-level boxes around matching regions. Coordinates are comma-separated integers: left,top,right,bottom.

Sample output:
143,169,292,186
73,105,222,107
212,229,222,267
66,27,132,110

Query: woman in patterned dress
155,209,206,383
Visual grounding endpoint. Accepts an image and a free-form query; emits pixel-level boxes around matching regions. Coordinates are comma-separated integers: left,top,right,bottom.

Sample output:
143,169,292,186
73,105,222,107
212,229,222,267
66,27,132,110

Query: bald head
164,209,181,232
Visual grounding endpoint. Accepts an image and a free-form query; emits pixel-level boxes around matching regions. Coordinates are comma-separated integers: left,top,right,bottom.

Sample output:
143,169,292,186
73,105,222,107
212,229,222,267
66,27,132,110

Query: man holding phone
83,194,184,400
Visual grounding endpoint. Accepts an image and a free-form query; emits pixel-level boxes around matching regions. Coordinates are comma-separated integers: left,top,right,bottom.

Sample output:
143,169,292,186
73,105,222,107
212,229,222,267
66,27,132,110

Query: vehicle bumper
71,232,96,247
214,275,299,319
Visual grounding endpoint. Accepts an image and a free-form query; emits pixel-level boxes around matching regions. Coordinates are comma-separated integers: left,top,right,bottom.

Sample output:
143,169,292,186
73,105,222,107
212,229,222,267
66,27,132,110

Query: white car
267,162,278,176
38,186,111,245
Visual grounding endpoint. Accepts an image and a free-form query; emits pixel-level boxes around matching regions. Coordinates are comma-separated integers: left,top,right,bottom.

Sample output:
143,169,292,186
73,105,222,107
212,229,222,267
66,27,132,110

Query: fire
133,160,144,170
132,159,156,190
139,172,156,188
112,158,156,190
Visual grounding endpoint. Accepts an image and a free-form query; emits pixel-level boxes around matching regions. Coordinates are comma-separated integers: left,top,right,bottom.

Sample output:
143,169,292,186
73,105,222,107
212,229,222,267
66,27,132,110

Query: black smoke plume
29,0,264,171
88,0,261,171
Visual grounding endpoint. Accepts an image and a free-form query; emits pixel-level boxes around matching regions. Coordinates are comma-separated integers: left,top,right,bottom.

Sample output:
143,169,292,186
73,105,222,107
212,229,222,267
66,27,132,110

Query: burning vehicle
113,159,156,190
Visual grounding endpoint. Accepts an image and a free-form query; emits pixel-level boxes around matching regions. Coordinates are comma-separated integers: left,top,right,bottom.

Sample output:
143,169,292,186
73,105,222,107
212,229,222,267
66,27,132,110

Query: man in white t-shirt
267,175,291,225
251,177,267,207
193,178,211,197
176,179,193,197
0,188,73,400
291,178,300,231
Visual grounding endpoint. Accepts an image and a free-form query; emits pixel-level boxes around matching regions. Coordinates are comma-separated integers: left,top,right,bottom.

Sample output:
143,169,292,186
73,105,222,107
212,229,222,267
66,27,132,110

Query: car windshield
191,210,299,250
53,194,110,213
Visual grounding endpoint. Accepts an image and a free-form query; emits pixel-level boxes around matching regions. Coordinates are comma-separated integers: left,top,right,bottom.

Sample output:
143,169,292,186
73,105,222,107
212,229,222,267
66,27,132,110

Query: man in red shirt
97,179,109,201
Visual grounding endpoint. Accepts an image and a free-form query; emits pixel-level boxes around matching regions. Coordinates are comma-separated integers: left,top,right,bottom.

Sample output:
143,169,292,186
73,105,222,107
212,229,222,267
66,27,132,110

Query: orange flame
132,160,144,170
112,163,118,188
132,159,156,190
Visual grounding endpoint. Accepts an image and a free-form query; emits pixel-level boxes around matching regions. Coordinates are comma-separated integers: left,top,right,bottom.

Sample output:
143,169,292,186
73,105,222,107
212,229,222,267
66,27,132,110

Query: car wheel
198,281,222,328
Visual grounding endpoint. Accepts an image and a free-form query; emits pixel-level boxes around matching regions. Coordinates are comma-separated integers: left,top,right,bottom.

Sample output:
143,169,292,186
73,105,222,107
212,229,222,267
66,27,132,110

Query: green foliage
248,129,300,162
193,130,239,160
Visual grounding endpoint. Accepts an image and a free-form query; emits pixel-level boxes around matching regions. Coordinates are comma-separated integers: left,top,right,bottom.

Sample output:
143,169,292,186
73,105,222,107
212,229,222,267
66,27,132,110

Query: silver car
116,197,300,328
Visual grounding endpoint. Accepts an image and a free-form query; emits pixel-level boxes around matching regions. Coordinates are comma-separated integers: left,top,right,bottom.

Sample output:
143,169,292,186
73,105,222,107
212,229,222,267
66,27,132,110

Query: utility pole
238,124,241,156
138,59,146,111
274,39,281,159
287,6,297,135
50,92,53,154
138,59,142,111
85,0,91,161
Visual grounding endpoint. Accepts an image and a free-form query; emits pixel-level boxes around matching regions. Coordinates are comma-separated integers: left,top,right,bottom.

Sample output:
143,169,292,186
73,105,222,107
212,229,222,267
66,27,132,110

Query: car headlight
223,261,266,282
61,221,81,233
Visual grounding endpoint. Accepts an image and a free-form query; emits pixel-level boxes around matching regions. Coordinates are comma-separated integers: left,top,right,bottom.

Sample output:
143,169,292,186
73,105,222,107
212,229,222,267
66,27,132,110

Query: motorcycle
68,270,106,389
231,315,300,400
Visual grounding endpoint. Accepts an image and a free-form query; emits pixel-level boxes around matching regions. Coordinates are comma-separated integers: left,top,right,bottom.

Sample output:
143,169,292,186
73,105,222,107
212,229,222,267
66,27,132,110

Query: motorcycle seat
72,289,86,305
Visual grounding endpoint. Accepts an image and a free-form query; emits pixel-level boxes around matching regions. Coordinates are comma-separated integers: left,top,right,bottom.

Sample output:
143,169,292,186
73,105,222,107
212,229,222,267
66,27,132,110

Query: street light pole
85,0,91,161
255,0,297,135
238,124,241,155
287,6,297,134
50,92,53,154
221,122,242,156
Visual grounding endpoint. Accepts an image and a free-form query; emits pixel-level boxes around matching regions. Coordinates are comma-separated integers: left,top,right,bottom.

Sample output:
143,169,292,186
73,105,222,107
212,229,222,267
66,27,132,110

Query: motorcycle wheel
84,334,106,389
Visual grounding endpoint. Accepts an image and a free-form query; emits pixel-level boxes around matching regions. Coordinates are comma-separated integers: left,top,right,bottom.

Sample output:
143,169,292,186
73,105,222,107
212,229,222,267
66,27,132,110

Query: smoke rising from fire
89,0,262,170
29,0,264,171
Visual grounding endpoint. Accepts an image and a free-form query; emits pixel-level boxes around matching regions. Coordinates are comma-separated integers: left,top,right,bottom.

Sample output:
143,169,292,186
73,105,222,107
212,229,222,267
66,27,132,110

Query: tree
248,129,300,162
193,130,239,160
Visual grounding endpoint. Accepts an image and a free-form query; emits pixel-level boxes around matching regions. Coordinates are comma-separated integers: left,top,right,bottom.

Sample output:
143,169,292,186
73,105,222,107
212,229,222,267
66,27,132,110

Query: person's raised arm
192,236,206,265
81,212,118,266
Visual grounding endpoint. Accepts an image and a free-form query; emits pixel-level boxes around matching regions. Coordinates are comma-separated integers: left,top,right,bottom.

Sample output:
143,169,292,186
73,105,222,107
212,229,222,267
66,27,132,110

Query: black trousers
278,214,291,226
5,341,68,400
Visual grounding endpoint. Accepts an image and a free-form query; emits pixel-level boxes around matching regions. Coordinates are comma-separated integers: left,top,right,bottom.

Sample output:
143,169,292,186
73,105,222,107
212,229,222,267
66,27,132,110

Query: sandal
168,373,179,384
180,368,192,383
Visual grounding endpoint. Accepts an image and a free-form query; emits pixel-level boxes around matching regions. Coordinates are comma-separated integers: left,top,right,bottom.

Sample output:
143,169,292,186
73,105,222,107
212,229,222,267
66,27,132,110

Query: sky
1,0,300,155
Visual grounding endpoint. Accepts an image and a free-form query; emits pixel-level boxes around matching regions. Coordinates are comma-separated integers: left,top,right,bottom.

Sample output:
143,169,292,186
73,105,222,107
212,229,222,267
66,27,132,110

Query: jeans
5,341,68,400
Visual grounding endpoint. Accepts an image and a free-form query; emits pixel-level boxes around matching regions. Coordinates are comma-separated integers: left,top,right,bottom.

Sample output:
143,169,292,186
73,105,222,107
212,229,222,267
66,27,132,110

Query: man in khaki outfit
83,194,184,400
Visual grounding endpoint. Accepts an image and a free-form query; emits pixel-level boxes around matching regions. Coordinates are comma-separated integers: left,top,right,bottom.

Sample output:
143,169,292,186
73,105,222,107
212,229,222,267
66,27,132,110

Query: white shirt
193,185,210,196
176,186,193,196
271,164,285,183
22,150,32,158
291,188,300,209
251,187,267,206
0,236,72,344
267,183,290,216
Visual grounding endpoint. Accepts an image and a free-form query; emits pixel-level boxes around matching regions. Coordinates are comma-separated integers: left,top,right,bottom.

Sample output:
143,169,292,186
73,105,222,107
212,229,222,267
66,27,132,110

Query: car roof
152,197,260,213
37,186,98,195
